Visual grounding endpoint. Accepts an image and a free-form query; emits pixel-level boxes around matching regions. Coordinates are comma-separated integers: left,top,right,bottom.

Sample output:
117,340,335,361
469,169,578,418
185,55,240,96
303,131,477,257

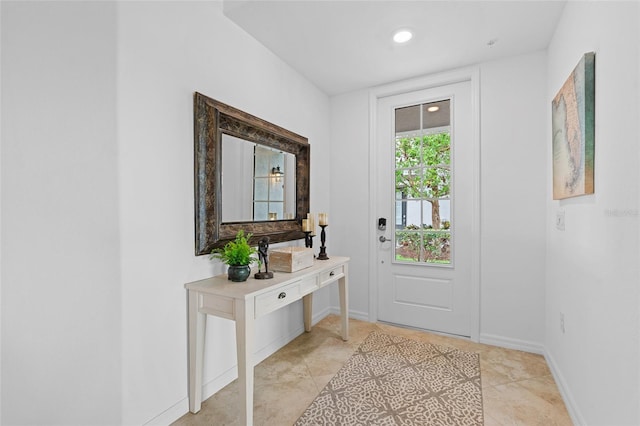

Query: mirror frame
194,92,310,255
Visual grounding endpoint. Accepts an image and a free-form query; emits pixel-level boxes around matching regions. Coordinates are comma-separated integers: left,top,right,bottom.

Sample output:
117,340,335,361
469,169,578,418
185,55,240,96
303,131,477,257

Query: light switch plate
556,210,565,231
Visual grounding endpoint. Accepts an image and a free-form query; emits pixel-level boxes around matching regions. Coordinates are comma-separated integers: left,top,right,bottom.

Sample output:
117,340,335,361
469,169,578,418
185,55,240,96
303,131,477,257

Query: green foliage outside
395,226,451,263
395,132,451,263
210,230,257,266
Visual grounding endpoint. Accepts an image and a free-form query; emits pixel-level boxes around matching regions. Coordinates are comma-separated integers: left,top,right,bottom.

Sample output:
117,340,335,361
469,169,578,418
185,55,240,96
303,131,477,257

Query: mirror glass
221,134,297,222
194,92,310,254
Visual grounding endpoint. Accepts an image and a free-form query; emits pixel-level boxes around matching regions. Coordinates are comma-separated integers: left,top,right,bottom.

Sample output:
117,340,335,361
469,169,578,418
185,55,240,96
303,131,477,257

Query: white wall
329,90,372,320
545,2,640,425
329,51,548,349
478,51,548,351
1,1,331,425
116,2,331,424
1,2,122,424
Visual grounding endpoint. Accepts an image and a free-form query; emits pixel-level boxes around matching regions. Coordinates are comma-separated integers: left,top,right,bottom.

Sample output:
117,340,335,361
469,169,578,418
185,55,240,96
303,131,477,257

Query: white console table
185,256,349,426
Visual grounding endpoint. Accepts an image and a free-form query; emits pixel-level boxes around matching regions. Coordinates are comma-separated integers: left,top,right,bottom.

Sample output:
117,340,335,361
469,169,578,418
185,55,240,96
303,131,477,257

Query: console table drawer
320,265,345,287
255,277,316,318
299,275,319,295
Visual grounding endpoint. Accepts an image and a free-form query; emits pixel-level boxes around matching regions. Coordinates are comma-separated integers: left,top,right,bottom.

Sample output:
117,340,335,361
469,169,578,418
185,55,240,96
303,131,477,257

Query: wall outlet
560,312,565,334
556,210,565,231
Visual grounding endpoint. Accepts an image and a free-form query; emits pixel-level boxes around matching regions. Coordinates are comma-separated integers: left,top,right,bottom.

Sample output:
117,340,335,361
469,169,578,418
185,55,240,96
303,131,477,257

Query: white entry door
375,80,476,337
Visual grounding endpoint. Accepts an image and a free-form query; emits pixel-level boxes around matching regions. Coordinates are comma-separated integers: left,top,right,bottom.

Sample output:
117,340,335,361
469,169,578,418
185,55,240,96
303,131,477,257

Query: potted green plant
210,230,257,282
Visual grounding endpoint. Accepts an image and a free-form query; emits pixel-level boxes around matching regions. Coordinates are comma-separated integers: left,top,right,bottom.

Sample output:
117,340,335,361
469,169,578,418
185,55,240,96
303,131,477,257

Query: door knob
379,236,391,243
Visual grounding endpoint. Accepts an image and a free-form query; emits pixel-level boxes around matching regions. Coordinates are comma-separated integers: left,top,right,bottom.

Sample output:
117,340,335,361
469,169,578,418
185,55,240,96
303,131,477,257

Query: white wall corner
479,333,545,355
328,306,369,323
544,349,587,426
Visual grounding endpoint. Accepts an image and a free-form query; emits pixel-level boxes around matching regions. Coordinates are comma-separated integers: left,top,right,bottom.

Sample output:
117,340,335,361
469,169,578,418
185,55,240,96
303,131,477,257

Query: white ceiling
224,0,567,96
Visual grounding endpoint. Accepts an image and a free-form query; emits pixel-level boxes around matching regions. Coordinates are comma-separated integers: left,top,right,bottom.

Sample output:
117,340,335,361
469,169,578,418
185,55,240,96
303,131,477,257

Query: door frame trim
368,66,481,341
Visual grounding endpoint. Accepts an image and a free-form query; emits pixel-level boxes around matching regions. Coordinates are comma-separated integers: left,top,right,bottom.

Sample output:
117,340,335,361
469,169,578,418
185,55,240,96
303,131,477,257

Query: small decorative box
269,247,314,272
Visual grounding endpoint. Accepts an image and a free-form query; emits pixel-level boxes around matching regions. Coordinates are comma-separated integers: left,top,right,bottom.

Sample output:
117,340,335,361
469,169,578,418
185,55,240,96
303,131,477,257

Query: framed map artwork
552,52,595,200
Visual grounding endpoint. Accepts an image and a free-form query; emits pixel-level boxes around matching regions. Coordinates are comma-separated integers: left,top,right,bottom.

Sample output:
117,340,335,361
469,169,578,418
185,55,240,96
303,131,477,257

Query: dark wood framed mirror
194,92,310,255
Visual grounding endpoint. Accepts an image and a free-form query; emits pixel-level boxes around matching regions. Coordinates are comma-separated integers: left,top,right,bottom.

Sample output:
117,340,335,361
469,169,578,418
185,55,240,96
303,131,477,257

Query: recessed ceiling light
393,30,413,44
427,106,440,112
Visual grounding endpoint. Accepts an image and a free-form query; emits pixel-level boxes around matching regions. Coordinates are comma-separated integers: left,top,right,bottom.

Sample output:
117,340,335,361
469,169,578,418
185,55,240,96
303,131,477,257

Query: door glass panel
395,231,421,263
395,169,422,199
396,136,422,168
394,99,452,265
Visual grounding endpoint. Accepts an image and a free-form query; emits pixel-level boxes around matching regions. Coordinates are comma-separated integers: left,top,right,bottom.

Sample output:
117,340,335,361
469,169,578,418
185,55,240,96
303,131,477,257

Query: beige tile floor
173,315,573,426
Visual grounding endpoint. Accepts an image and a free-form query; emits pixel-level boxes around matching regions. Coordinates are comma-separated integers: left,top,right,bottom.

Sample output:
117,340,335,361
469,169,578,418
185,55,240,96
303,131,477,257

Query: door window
394,100,452,264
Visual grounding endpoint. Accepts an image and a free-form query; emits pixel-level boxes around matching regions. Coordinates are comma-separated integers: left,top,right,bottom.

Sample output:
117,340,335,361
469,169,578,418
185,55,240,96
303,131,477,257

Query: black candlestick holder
304,231,314,248
317,225,329,260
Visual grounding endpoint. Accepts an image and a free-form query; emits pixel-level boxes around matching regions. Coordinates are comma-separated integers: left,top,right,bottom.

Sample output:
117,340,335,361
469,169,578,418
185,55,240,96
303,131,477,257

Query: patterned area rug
295,331,483,425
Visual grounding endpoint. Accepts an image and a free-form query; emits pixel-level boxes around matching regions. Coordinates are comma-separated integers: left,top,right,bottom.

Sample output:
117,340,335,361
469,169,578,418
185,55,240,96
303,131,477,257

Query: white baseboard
479,334,586,425
544,350,586,426
254,325,305,364
147,308,367,425
146,324,307,425
312,306,332,324
479,333,545,355
328,306,369,322
143,363,239,425
143,397,189,426
149,314,587,426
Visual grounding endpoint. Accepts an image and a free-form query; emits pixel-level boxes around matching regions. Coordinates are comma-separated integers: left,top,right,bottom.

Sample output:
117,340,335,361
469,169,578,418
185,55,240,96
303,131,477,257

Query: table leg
188,290,206,413
235,298,255,426
339,267,349,341
303,293,313,332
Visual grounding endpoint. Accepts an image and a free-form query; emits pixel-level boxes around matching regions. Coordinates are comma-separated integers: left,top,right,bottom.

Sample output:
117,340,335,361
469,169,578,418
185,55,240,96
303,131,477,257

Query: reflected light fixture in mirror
221,137,296,223
194,92,310,254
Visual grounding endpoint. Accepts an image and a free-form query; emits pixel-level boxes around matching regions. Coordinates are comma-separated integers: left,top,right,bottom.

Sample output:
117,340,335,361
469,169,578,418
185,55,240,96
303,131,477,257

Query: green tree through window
395,132,451,263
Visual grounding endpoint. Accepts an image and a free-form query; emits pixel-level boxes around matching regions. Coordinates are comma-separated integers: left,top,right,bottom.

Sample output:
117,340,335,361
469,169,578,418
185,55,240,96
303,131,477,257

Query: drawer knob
278,292,287,299
329,271,335,276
